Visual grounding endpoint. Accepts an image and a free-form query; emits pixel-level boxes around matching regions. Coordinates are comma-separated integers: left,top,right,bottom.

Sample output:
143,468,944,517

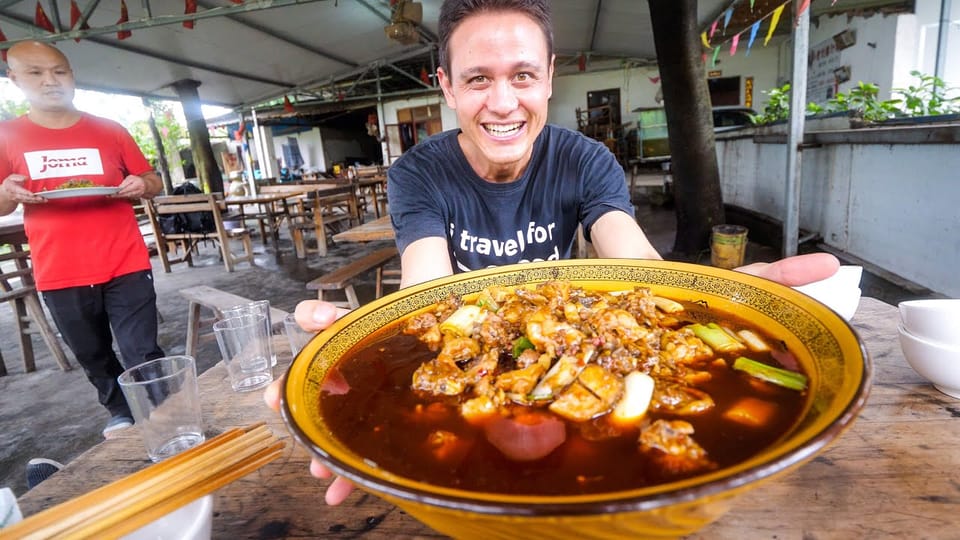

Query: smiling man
267,0,840,506
0,41,166,440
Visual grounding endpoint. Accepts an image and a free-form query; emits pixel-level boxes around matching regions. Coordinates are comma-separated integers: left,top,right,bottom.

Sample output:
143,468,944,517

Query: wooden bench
179,285,289,358
306,246,399,309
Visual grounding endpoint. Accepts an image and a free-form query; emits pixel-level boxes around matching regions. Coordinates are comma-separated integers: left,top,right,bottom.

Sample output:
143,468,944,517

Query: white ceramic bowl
121,495,213,540
897,324,960,399
792,266,863,321
898,299,960,346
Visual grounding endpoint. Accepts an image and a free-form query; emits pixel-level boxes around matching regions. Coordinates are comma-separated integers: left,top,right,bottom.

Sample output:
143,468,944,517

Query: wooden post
171,79,224,194
648,0,725,256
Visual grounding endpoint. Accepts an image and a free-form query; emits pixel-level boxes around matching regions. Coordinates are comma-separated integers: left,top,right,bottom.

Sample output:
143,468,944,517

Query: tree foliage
0,98,28,120
128,101,188,168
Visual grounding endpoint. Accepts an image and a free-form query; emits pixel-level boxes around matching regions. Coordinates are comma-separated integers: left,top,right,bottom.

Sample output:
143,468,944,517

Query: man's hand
262,298,357,505
736,252,840,286
0,174,47,208
113,174,149,200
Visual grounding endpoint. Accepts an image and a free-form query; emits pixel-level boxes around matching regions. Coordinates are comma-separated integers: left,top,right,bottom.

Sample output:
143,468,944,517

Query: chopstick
5,422,285,539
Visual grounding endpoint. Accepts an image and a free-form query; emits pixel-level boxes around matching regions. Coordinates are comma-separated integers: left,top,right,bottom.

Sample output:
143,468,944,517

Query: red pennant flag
0,26,7,63
183,0,197,29
648,75,660,84
283,95,295,113
116,0,132,39
35,2,55,32
796,0,812,26
70,0,90,42
230,0,244,3
234,120,246,142
577,53,586,72
419,66,430,85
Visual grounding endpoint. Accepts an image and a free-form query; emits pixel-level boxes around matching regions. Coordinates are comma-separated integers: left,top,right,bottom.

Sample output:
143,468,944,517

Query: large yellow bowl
281,259,871,539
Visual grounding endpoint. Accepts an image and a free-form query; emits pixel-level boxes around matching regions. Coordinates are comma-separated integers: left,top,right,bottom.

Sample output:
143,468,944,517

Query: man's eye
469,76,488,84
516,73,531,82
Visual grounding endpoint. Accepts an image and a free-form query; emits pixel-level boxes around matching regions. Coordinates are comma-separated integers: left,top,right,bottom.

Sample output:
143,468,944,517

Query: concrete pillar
171,79,223,194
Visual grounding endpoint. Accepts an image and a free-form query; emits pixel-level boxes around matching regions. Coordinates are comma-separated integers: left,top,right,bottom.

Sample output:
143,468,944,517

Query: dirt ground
0,195,932,498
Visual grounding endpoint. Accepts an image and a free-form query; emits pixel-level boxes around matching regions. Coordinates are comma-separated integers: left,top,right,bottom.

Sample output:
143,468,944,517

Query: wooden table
332,215,394,243
0,213,26,244
16,297,960,538
224,190,312,246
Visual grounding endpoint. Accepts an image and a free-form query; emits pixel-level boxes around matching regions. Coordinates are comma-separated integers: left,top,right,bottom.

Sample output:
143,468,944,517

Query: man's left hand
113,175,149,200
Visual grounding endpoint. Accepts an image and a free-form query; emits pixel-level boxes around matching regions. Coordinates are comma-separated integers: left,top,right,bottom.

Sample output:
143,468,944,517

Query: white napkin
792,265,863,320
1,487,23,529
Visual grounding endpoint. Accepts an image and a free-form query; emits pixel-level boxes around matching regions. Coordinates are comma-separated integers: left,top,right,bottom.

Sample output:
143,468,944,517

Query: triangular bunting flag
730,33,741,56
0,26,7,63
230,0,244,3
283,95,295,113
764,4,785,46
34,2,55,32
709,19,718,39
750,0,755,9
70,0,90,42
723,8,733,32
419,66,430,85
648,75,660,84
117,0,132,40
797,0,811,25
746,20,761,56
711,46,721,68
701,31,710,49
184,0,197,29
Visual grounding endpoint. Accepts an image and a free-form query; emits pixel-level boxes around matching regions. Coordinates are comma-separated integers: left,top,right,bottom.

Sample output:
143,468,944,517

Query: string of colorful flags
700,0,839,67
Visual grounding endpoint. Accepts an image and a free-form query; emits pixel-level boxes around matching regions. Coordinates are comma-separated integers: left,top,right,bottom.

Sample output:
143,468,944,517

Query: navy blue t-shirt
387,124,634,273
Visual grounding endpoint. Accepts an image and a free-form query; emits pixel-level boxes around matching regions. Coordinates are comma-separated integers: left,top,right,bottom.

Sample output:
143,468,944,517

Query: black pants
42,270,166,418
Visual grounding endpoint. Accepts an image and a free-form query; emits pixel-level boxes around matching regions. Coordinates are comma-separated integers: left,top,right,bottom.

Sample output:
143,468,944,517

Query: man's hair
437,0,553,75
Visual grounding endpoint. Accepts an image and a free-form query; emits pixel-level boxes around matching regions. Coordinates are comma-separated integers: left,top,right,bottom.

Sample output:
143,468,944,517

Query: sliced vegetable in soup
320,281,809,495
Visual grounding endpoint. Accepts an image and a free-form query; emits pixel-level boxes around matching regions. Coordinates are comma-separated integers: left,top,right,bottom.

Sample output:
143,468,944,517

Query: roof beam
0,9,296,89
589,0,602,51
0,0,329,45
382,61,431,89
195,0,357,67
45,0,62,33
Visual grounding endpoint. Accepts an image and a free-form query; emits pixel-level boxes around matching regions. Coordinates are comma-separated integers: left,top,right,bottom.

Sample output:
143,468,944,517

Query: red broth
320,300,808,496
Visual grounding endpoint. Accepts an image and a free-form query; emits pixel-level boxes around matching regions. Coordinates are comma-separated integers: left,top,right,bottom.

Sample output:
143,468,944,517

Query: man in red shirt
0,41,165,438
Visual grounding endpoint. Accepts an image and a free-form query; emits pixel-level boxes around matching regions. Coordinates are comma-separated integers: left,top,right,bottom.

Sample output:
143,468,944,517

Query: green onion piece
652,296,685,313
733,356,808,391
689,323,746,353
439,305,484,337
512,336,535,358
737,329,770,352
475,292,499,311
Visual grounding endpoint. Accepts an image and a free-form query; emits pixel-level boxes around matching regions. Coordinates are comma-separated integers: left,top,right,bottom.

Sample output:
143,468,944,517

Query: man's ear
546,54,555,100
437,67,457,110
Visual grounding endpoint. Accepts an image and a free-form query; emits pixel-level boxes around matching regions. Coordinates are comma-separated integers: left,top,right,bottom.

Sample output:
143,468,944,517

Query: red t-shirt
0,114,153,291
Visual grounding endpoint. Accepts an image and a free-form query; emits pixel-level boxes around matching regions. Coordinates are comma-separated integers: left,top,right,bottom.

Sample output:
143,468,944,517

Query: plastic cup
222,300,277,367
117,355,205,463
213,314,274,392
710,224,748,269
283,313,316,358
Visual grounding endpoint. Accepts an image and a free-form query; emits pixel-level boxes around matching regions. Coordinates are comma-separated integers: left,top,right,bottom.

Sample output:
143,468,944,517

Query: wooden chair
289,186,360,258
0,243,72,375
305,246,399,309
142,193,255,273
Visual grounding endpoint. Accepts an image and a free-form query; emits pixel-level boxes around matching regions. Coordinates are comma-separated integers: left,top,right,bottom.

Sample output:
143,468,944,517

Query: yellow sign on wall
745,76,754,108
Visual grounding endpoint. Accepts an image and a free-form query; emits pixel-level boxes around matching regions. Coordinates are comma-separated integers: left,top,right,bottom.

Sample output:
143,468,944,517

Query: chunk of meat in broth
638,419,717,476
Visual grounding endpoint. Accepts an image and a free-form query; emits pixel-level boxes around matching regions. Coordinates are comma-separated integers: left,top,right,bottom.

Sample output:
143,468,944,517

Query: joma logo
39,155,88,173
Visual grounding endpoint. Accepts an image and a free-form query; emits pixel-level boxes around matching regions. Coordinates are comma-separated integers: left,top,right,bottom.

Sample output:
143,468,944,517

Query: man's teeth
485,122,522,135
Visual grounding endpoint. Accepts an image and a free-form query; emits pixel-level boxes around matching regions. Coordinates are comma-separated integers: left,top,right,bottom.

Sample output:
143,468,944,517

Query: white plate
38,186,120,199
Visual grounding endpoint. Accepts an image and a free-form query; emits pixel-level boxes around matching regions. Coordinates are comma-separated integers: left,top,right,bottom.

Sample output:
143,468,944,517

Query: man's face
437,10,554,181
8,45,76,112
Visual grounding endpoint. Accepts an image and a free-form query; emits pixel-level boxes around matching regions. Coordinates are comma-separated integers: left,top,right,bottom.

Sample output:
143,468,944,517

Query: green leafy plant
893,70,960,116
824,81,901,122
751,83,828,124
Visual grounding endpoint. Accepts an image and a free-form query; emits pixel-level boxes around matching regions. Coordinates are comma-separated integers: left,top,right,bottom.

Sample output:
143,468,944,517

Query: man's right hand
0,174,47,207
263,299,357,505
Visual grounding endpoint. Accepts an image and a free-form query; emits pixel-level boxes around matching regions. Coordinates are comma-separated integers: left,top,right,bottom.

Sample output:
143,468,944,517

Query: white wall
271,128,326,172
716,125,960,298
